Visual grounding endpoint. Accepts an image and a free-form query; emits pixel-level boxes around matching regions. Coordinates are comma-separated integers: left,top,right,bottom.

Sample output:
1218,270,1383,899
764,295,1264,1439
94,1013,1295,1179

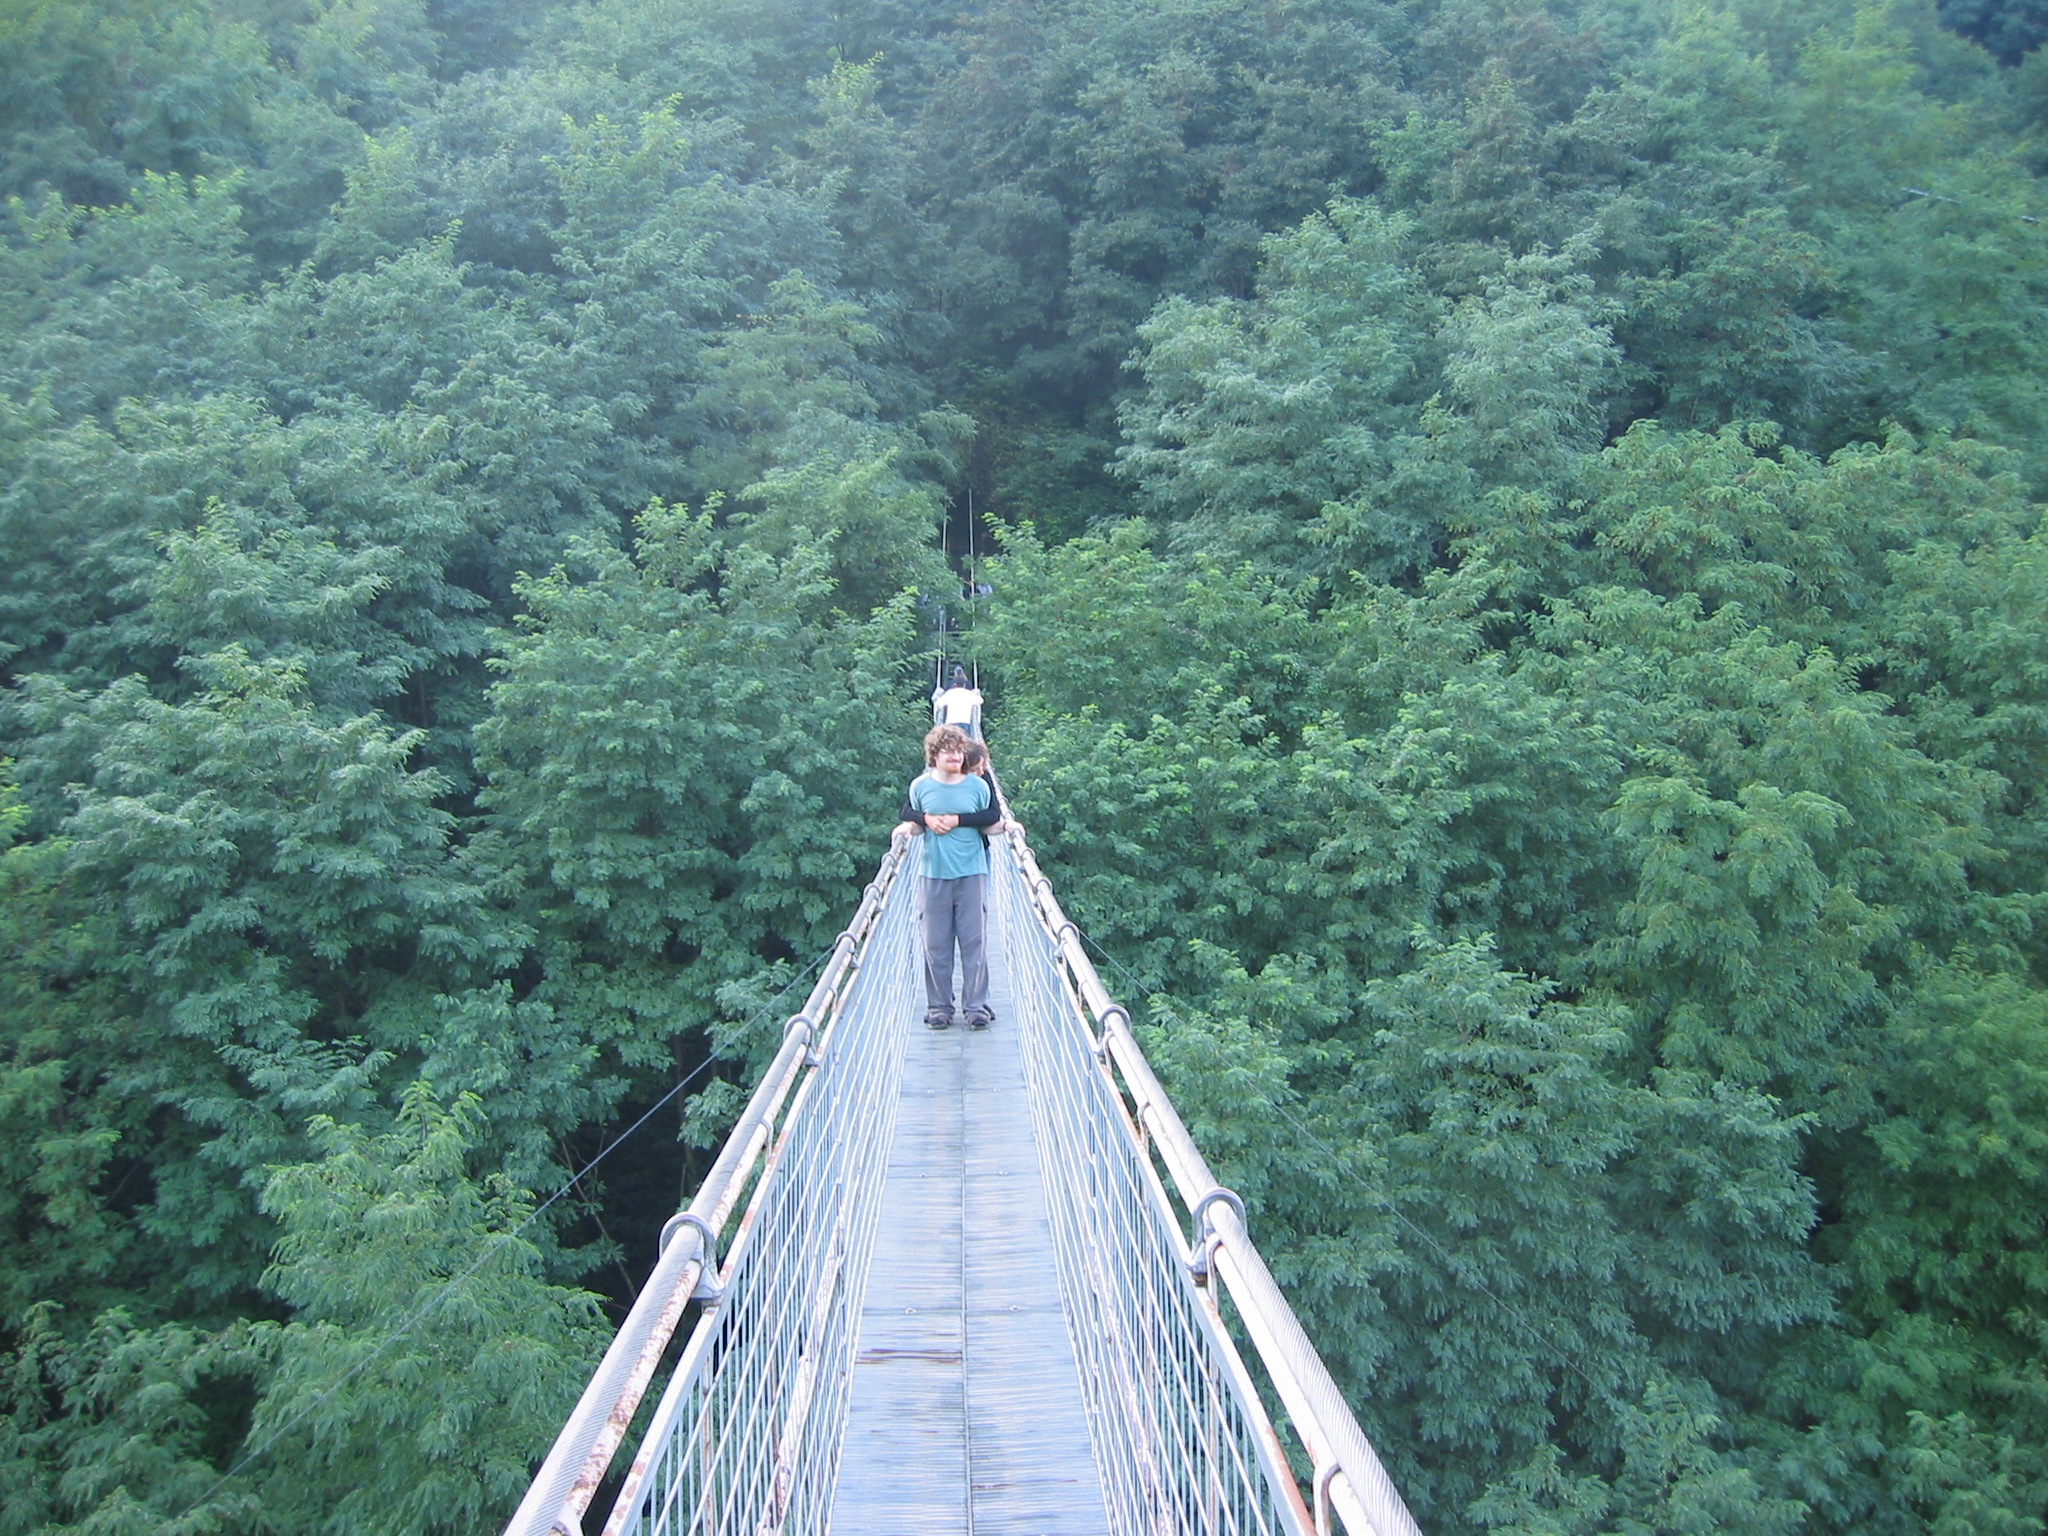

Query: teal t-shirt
908,770,991,880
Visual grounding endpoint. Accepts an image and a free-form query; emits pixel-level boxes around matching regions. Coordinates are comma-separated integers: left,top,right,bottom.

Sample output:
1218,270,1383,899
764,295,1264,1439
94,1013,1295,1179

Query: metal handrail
997,795,1424,1536
502,835,915,1536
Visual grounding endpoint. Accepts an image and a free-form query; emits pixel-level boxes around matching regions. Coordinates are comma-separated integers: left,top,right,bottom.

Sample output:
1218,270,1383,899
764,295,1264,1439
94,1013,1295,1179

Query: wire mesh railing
991,794,1423,1536
993,842,1305,1536
503,836,920,1536
597,868,920,1536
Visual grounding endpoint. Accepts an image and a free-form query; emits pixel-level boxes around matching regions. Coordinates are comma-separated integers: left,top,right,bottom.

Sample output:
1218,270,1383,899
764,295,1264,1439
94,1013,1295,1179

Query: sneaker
924,1013,953,1031
965,1012,991,1031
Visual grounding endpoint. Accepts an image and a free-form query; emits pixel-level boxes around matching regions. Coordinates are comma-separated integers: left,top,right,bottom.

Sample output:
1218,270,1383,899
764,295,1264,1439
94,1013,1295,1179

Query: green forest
3,0,2048,1529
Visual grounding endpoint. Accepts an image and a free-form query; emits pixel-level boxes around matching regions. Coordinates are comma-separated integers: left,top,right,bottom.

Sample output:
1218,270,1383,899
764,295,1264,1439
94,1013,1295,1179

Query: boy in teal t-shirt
903,725,992,1029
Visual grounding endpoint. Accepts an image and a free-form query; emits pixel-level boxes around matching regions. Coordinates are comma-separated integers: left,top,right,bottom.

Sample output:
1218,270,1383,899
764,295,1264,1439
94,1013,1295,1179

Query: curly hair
923,723,972,765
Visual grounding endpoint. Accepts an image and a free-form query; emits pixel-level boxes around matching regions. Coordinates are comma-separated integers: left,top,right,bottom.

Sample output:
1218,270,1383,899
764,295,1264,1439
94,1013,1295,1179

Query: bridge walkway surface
829,891,1111,1534
504,799,1424,1536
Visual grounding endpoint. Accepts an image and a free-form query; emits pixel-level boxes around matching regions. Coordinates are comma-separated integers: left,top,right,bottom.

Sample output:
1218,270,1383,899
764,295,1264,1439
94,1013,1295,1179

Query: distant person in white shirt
932,665,983,740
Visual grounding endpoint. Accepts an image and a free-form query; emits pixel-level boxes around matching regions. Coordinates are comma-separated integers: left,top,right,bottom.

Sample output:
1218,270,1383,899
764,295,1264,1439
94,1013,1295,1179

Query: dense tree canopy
2,0,2046,1531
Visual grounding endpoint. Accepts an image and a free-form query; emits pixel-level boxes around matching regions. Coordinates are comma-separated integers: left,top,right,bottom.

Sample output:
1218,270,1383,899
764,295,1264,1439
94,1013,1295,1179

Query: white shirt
933,685,982,725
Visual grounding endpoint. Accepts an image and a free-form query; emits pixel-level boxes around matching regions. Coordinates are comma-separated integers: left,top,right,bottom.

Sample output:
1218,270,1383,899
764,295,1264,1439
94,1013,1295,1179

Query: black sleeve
901,796,1001,829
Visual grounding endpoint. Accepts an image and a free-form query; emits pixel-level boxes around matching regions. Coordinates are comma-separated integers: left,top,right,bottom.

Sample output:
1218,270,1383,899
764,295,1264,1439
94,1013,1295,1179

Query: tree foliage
3,0,2047,1530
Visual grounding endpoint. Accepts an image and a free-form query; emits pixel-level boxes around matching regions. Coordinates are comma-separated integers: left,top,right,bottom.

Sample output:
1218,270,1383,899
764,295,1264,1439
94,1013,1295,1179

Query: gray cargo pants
921,872,990,1021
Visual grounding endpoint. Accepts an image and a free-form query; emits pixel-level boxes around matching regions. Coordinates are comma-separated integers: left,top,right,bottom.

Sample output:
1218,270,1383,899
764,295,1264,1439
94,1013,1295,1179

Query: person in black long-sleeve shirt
899,741,1005,846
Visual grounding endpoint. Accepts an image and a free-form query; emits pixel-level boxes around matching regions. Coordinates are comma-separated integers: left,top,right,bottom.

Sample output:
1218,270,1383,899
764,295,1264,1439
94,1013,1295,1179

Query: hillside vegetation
3,0,2047,1531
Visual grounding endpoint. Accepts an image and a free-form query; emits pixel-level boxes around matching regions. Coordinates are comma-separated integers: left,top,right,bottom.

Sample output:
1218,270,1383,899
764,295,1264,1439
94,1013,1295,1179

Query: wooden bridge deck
828,895,1111,1535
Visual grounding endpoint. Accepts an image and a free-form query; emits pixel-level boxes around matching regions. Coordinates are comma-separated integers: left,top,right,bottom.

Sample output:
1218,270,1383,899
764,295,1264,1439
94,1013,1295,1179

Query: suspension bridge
503,778,1424,1536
